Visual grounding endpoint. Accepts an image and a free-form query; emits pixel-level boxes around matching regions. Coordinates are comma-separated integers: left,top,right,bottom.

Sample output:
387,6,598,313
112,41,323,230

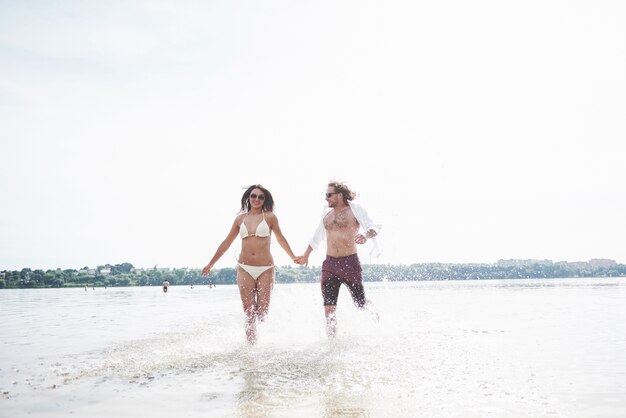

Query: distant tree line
361,262,626,281
1,261,625,289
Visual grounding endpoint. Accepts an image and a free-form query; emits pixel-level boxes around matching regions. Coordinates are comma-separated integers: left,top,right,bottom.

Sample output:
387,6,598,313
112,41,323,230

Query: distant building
0,272,5,279
100,268,111,276
589,259,617,268
566,261,589,269
497,259,553,267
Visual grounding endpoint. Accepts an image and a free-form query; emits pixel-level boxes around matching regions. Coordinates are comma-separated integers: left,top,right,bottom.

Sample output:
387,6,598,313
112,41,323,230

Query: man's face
325,187,340,208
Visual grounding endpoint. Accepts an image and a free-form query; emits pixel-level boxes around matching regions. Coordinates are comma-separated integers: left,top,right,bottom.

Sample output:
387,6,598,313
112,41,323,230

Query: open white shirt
308,201,382,257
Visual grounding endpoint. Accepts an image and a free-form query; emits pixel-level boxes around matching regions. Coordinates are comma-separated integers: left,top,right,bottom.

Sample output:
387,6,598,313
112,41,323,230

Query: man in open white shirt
298,181,381,338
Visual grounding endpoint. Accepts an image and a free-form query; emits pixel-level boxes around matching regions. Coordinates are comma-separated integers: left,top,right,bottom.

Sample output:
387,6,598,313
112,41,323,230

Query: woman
202,184,298,344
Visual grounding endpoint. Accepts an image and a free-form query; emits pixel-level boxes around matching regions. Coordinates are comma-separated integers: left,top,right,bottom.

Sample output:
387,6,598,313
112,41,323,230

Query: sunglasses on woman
250,193,265,201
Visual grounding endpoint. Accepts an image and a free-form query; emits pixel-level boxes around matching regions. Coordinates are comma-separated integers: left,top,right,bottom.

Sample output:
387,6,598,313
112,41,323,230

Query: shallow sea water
1,278,625,417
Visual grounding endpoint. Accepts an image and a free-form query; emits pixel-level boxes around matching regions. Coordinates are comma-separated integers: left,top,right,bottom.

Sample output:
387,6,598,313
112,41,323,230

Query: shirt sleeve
349,202,381,235
308,213,327,251
349,201,383,258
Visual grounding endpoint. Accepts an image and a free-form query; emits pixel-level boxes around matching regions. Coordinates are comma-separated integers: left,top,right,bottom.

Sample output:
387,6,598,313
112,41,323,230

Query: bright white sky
1,0,625,271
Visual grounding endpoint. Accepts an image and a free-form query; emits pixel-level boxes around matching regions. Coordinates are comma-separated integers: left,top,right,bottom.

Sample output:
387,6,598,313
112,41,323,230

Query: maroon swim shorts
321,253,366,307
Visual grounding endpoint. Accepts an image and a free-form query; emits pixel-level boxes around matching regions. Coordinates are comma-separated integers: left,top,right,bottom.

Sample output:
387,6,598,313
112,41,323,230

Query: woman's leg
237,268,259,344
255,267,275,322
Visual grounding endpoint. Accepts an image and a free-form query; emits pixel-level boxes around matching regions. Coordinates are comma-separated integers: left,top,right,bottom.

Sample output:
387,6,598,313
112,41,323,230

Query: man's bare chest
324,209,358,230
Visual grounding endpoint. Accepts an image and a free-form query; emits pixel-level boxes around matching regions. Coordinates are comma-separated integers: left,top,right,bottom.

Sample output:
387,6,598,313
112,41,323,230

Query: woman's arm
202,216,241,276
267,213,297,261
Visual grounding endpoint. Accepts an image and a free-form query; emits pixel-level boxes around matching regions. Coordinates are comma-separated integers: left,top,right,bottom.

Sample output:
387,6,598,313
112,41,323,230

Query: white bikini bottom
238,263,274,280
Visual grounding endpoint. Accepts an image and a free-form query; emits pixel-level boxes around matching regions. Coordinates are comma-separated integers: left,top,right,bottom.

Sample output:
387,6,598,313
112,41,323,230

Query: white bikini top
239,212,271,239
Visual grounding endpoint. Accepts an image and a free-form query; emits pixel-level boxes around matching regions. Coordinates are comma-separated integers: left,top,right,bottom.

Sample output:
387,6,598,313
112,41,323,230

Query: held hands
293,255,308,266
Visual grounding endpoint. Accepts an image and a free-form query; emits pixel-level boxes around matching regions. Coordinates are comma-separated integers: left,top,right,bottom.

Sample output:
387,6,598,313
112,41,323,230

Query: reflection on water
1,279,626,417
234,342,374,418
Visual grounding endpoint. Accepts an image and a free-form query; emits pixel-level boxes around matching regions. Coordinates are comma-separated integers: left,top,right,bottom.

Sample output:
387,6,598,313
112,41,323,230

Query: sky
1,0,625,271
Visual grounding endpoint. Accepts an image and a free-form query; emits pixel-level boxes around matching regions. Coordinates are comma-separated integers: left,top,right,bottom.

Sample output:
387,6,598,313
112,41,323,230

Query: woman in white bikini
202,184,298,344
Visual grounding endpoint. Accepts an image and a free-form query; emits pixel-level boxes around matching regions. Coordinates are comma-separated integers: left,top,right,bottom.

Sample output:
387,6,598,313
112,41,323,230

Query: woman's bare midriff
239,238,274,265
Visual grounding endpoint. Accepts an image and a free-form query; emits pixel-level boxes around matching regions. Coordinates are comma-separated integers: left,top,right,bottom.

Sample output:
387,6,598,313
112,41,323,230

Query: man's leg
324,305,337,338
343,255,379,320
345,279,367,309
342,254,366,308
321,259,341,339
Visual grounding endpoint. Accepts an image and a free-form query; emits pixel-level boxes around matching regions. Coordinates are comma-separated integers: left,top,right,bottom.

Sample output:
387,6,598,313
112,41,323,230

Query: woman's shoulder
264,211,278,221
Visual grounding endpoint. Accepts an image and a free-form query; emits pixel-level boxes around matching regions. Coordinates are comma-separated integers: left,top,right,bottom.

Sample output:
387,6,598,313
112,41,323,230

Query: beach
1,279,625,417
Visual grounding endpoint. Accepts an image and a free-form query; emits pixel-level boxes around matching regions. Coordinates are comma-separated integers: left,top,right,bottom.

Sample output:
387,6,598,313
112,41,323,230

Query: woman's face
249,188,266,209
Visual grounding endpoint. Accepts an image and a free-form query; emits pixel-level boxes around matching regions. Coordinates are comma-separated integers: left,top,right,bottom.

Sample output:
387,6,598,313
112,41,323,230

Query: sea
1,278,625,417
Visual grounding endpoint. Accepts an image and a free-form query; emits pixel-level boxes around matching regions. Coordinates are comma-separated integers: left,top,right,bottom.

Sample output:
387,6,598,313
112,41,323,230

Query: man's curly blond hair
328,180,358,204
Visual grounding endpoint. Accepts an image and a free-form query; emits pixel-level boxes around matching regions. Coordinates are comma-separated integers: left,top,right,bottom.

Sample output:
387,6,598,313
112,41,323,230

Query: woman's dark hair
328,180,358,204
240,184,274,213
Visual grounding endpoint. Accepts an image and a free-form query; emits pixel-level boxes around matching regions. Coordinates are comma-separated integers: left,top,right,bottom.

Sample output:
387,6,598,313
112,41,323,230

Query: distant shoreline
1,259,624,289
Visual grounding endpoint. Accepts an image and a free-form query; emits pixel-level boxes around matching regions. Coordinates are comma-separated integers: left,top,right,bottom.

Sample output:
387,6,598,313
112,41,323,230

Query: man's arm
296,245,315,266
297,219,324,265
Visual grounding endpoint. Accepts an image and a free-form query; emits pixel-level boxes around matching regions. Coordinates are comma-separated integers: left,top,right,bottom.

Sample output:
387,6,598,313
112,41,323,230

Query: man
298,181,381,338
